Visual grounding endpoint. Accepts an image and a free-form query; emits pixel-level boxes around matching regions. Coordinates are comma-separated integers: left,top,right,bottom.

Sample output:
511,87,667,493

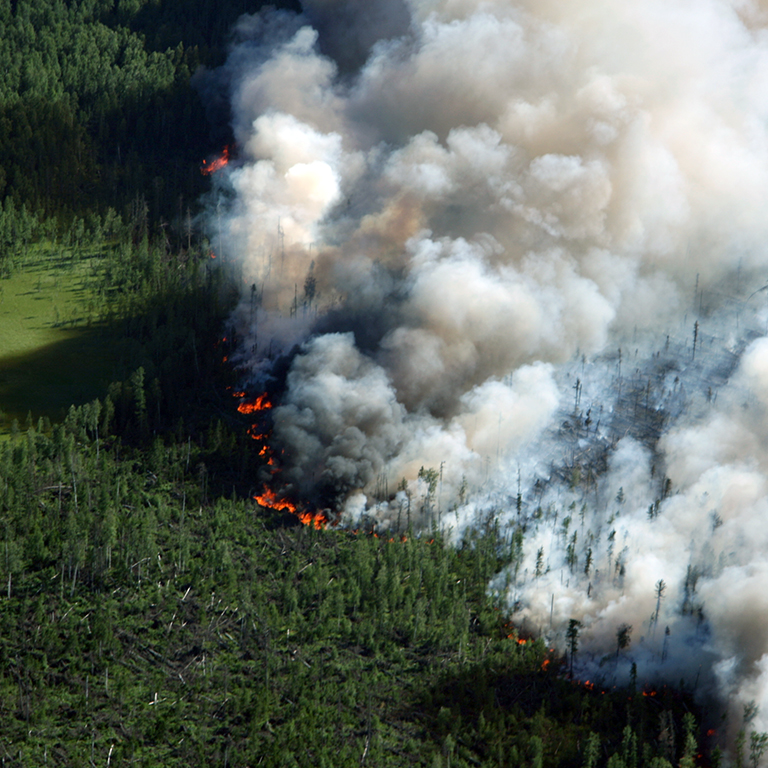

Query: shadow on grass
0,324,128,427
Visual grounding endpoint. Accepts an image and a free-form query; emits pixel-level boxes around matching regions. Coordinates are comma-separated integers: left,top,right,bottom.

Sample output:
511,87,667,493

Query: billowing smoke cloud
207,0,768,742
300,0,411,73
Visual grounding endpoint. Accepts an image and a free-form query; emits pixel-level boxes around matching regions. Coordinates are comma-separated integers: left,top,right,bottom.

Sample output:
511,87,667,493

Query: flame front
254,487,297,514
253,486,330,529
236,390,330,529
238,394,272,414
201,146,230,175
298,510,330,529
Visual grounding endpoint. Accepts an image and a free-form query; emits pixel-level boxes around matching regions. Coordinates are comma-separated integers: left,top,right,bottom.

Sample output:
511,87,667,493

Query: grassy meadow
0,247,122,430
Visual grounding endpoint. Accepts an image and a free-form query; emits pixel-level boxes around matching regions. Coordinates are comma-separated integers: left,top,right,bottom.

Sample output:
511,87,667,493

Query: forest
0,0,724,765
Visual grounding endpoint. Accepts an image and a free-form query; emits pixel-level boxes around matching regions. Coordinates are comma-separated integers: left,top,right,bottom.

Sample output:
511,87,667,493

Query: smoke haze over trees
4,0,768,762
206,0,768,744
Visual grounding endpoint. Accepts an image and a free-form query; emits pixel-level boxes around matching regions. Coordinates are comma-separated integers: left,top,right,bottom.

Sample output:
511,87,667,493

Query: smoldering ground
204,0,768,744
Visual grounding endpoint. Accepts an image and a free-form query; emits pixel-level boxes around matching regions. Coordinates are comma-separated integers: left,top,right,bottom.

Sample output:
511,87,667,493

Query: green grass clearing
0,246,123,430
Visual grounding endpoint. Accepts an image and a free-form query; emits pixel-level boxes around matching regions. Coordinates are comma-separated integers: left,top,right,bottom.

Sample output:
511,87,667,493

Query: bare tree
652,579,666,630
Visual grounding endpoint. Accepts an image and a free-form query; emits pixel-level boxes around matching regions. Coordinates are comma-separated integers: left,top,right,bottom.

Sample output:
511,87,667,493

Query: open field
0,248,122,430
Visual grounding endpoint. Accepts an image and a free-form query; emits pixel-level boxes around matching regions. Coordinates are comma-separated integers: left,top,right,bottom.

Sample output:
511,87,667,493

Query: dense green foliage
0,223,709,763
0,399,705,766
0,2,716,765
0,0,299,220
0,217,707,764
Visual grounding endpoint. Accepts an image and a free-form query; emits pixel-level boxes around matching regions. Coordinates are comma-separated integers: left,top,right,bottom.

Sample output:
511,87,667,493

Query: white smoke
207,0,768,742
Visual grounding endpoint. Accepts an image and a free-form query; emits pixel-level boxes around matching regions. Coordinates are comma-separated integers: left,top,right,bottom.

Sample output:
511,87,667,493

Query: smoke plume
207,0,768,741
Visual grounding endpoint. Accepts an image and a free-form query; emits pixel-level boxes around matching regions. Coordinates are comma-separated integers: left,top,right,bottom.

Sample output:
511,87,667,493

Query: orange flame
298,510,330,529
201,146,230,175
541,659,551,671
254,487,297,514
254,487,330,529
238,394,273,414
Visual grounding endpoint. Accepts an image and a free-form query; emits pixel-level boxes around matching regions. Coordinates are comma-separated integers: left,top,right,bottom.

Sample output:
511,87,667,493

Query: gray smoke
300,0,411,73
208,0,768,742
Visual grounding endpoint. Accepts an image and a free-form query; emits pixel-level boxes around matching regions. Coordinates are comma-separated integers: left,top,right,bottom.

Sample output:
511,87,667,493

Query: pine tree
566,619,581,678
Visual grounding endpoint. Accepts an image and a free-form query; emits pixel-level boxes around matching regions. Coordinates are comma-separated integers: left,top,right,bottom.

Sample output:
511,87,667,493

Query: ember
246,426,269,441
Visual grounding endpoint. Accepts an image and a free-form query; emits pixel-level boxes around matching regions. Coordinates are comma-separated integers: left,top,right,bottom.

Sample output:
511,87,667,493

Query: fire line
201,146,230,175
